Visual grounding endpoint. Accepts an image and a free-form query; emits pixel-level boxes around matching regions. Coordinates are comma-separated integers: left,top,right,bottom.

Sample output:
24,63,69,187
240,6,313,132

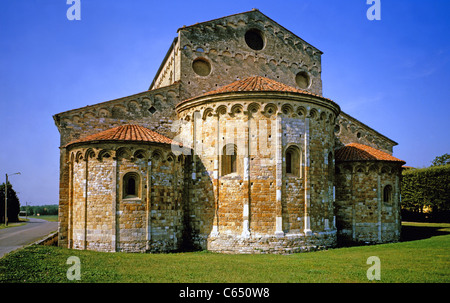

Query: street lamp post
4,172,20,226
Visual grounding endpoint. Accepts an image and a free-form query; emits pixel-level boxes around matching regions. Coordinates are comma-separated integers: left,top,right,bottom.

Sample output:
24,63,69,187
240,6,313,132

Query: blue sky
0,0,449,205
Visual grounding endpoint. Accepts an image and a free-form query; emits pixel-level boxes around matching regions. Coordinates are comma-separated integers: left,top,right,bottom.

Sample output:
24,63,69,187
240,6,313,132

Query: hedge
401,164,450,222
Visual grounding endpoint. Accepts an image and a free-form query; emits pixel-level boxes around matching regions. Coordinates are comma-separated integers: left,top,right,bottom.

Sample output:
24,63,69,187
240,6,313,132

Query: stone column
211,114,220,236
192,112,199,181
68,154,74,249
58,148,70,248
146,159,152,250
377,174,382,242
275,114,284,236
83,155,88,250
351,166,356,241
303,117,312,235
242,114,251,238
112,153,118,252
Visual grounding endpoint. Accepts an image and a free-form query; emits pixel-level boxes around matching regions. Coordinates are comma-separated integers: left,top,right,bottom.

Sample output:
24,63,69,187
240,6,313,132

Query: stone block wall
54,84,181,248
335,112,397,155
54,9,405,254
334,161,402,245
178,10,323,101
67,143,185,253
176,89,340,253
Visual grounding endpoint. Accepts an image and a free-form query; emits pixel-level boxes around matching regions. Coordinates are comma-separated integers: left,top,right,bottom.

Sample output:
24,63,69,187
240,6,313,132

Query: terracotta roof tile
65,124,177,147
180,76,333,105
335,143,405,164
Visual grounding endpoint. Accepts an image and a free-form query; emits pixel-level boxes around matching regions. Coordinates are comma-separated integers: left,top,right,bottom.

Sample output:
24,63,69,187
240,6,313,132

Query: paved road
0,218,58,258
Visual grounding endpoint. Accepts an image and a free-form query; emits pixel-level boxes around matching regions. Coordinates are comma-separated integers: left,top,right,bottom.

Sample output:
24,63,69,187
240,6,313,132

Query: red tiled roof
179,76,333,105
65,124,176,147
335,143,405,164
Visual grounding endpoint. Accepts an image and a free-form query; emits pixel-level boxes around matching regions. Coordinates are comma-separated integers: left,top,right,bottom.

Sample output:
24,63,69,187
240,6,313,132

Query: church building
54,10,405,254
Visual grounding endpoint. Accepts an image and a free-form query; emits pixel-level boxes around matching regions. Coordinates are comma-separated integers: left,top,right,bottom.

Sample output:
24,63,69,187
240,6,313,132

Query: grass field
0,222,449,283
26,215,59,222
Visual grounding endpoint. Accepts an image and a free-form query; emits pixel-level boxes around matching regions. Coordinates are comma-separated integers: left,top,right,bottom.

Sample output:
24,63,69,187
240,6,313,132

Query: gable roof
335,143,405,164
178,9,322,54
338,112,398,147
64,124,177,148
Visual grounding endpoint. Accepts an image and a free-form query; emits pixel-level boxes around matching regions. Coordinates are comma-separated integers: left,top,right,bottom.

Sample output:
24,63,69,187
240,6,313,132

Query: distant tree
20,204,58,216
401,164,450,222
0,182,21,223
431,153,450,167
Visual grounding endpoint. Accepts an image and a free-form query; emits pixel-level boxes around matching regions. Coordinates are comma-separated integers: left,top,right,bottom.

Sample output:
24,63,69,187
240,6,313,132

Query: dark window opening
127,178,136,196
222,144,237,176
285,146,300,177
383,185,393,203
286,151,292,174
245,29,264,51
123,172,139,199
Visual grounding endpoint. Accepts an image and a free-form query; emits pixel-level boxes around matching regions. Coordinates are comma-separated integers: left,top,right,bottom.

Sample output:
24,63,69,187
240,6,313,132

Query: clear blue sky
1,0,449,205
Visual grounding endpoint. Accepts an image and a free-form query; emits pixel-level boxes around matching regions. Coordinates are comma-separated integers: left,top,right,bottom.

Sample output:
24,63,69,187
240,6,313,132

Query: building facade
54,10,405,254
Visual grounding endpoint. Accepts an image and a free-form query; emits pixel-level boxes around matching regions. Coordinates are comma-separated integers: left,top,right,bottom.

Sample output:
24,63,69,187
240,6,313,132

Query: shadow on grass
401,223,450,242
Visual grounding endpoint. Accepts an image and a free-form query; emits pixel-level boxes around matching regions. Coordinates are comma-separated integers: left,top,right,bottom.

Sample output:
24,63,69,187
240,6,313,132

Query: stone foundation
207,231,337,254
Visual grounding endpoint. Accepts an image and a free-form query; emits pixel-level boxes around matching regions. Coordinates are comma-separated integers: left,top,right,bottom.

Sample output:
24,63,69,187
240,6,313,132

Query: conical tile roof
179,76,334,105
65,124,176,147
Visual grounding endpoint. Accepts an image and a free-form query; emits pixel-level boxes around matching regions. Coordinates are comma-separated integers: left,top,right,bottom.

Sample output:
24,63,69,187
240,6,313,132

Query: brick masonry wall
177,91,340,253
54,84,181,247
55,10,404,254
334,161,402,245
67,143,185,253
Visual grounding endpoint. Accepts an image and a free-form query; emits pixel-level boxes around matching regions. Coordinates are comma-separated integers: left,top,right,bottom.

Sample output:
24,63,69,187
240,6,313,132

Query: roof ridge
178,9,257,31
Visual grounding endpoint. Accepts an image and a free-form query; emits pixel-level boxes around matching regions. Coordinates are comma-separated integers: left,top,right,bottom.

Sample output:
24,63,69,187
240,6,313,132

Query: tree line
20,204,58,216
1,182,58,222
401,154,450,222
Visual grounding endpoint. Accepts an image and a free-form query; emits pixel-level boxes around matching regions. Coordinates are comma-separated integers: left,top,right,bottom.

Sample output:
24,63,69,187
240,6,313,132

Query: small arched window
286,151,292,174
222,144,237,176
123,172,140,199
383,185,393,203
285,145,301,177
127,178,136,195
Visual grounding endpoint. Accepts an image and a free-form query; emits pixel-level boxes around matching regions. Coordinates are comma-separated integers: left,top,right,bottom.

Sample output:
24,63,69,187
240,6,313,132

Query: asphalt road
0,218,58,258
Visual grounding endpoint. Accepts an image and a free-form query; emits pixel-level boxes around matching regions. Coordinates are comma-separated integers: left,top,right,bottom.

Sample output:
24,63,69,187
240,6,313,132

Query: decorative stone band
176,91,340,119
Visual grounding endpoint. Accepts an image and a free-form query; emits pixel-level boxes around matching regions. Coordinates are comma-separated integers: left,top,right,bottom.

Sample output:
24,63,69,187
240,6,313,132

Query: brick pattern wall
334,161,402,245
177,91,340,253
54,84,181,247
55,10,403,254
67,143,185,253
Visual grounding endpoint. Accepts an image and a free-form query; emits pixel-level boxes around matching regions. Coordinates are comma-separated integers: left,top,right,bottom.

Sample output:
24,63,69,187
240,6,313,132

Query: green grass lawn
25,215,59,222
0,222,449,283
